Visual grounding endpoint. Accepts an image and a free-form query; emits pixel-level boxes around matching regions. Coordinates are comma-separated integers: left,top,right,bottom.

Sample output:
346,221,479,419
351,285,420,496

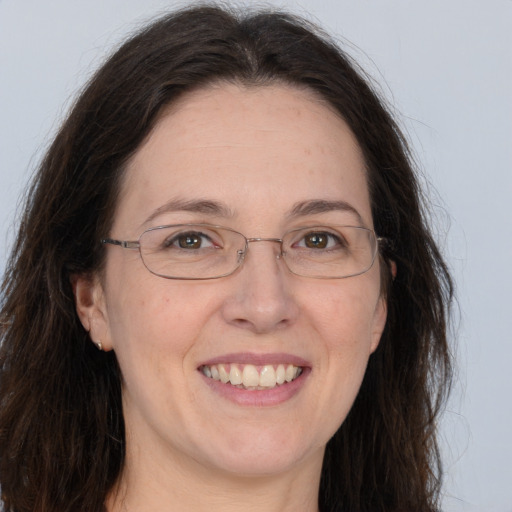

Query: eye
296,231,344,250
165,231,218,250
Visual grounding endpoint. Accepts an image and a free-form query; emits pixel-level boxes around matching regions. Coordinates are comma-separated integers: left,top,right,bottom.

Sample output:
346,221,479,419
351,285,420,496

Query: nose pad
236,249,245,265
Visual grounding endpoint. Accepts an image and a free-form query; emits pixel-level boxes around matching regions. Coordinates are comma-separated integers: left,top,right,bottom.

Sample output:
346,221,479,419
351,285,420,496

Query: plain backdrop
0,1,511,510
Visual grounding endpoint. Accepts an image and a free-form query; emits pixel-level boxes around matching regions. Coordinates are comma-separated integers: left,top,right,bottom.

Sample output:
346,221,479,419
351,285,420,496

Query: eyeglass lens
137,224,378,280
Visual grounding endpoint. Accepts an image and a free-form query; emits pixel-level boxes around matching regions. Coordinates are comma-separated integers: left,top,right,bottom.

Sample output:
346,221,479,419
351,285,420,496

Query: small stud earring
95,341,103,351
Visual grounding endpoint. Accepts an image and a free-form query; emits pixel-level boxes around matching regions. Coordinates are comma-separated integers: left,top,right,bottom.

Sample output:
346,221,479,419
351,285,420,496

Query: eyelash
162,229,348,252
164,231,219,250
293,231,347,250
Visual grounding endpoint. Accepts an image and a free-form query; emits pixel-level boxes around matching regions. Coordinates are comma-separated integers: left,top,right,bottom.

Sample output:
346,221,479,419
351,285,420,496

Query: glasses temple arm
101,238,140,249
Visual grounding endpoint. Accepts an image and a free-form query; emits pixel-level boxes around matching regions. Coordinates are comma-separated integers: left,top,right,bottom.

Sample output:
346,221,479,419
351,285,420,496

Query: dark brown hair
0,5,452,511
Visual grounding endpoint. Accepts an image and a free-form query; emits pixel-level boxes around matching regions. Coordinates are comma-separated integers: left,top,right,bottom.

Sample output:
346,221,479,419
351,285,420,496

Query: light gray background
1,1,511,510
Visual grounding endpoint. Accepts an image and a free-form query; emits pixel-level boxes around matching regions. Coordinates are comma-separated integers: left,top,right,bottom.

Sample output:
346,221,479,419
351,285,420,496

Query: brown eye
304,232,330,249
178,233,202,249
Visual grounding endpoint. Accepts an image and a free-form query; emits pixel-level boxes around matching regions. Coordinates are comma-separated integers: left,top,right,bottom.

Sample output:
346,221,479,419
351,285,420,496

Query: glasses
101,224,384,280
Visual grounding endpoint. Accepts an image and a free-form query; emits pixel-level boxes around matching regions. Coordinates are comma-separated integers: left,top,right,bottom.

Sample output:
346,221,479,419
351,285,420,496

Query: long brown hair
0,5,453,511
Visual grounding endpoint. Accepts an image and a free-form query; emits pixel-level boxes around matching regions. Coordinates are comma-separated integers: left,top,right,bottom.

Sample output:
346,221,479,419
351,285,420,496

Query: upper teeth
201,363,302,389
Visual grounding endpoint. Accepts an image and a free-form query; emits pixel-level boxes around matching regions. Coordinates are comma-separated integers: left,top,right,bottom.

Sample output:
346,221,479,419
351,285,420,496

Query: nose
221,239,299,334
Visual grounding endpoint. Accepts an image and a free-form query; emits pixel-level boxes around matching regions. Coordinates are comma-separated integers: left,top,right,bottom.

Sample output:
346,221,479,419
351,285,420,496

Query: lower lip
200,368,310,407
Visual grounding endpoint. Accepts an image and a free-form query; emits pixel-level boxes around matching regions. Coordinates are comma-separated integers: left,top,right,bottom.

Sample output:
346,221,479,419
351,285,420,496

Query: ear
71,273,112,351
370,294,388,354
389,259,397,280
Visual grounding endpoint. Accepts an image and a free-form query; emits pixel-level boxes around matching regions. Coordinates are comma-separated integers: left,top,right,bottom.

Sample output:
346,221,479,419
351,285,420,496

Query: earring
95,341,103,351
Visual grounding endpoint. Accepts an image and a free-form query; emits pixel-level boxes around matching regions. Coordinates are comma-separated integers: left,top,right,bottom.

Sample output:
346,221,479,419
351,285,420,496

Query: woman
0,5,452,512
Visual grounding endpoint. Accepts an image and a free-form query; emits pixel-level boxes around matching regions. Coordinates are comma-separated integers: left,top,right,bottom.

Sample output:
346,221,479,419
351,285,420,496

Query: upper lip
198,352,310,368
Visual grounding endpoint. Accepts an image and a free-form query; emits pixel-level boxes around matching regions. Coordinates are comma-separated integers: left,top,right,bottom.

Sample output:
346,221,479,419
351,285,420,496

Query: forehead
115,83,372,234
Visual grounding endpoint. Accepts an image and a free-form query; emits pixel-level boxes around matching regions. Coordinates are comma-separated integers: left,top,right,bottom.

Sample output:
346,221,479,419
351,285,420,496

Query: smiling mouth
200,363,303,390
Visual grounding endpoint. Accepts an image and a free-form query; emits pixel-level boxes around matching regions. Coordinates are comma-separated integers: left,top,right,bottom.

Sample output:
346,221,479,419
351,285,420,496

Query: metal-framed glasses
101,224,385,280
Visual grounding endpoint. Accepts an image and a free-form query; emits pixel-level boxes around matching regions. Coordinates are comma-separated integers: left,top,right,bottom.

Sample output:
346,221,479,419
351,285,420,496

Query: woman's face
78,84,387,479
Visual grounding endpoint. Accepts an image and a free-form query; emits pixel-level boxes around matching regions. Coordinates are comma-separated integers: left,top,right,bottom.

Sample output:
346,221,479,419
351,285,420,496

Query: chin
194,427,324,478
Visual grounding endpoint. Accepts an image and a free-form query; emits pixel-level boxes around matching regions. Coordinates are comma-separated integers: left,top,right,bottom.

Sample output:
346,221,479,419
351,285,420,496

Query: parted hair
0,5,452,512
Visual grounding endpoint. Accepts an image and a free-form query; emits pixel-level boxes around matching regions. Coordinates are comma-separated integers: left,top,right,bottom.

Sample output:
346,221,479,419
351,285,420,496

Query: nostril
231,318,253,329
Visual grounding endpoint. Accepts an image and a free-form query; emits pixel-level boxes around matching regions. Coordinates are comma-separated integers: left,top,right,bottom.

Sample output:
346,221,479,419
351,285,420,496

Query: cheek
299,282,381,443
105,276,221,371
307,280,381,348
105,285,202,413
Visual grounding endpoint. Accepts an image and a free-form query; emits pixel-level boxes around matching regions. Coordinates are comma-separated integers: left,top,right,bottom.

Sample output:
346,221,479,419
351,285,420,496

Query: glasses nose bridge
246,236,283,244
242,236,284,260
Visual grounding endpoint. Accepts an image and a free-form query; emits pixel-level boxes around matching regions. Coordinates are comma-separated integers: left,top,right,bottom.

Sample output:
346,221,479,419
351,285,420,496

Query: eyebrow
143,197,364,227
289,199,364,225
143,198,235,226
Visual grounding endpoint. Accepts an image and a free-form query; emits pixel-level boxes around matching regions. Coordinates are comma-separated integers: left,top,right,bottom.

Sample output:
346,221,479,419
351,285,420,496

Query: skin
75,84,388,512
